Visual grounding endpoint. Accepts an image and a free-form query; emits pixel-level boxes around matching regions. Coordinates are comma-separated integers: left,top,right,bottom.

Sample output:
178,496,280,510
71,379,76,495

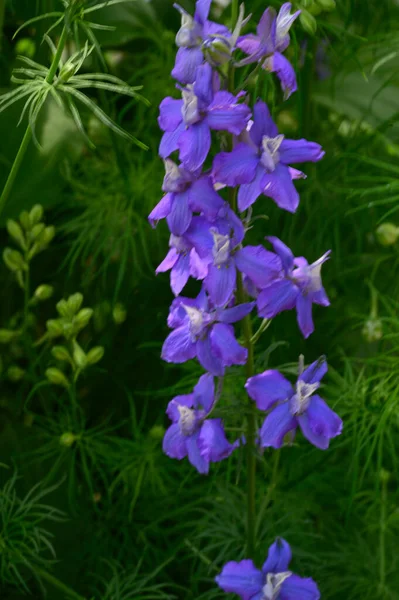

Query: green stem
379,473,387,594
0,0,5,51
0,24,68,218
23,262,30,332
231,0,239,26
34,567,87,600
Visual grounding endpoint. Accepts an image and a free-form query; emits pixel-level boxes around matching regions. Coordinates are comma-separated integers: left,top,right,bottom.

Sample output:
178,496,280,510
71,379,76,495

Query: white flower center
183,304,204,337
178,405,197,436
260,134,284,172
262,572,292,600
211,230,231,266
176,11,200,47
290,379,319,416
182,86,201,126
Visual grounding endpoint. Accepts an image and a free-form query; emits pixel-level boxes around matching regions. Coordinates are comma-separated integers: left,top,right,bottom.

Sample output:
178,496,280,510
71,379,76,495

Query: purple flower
216,537,320,599
148,160,224,235
246,355,343,450
162,287,254,376
163,373,236,474
172,0,231,84
256,237,330,339
159,63,251,172
237,3,301,99
212,100,324,213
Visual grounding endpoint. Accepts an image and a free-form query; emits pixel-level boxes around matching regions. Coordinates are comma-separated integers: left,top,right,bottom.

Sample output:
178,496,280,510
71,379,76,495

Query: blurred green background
1,0,399,598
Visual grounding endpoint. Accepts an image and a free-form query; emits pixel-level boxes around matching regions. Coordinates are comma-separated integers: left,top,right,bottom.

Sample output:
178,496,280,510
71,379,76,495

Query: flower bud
45,367,69,388
19,211,31,230
203,37,232,66
149,425,165,440
299,9,317,34
0,329,18,344
3,248,26,272
42,225,55,245
46,319,64,338
7,220,26,249
30,223,45,240
301,0,314,8
376,223,399,247
362,318,382,343
67,293,84,315
59,432,76,447
52,346,71,362
86,346,104,365
315,0,336,11
56,299,70,318
59,64,76,82
74,308,93,329
15,38,36,59
113,303,127,324
380,469,390,484
7,365,25,382
29,204,43,225
73,341,87,369
34,284,54,301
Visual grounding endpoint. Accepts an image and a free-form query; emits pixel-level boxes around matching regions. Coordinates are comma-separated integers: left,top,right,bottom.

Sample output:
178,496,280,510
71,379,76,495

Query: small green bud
362,318,383,343
52,346,71,362
376,223,399,247
45,367,69,388
29,204,43,225
7,365,25,381
301,0,314,8
74,308,93,329
86,346,104,365
19,211,31,230
299,9,317,34
113,303,127,325
34,284,54,301
46,319,64,338
56,299,70,318
3,248,26,272
149,424,165,440
0,329,18,344
6,220,26,249
73,341,87,369
30,223,45,240
380,469,390,484
59,432,76,447
15,38,36,59
59,64,76,82
42,225,55,245
67,293,84,315
203,38,231,66
315,0,336,10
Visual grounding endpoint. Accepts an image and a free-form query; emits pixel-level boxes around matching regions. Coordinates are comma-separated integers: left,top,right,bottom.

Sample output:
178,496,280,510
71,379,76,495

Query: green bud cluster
299,0,336,34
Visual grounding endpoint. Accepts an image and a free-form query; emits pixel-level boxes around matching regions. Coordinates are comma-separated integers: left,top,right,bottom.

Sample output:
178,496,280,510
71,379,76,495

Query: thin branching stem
34,567,87,600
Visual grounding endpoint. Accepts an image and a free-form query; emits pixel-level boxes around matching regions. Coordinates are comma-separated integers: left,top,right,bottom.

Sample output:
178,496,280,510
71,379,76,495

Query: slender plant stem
34,567,87,600
23,262,30,332
0,24,68,218
379,472,387,594
0,0,5,51
231,0,239,26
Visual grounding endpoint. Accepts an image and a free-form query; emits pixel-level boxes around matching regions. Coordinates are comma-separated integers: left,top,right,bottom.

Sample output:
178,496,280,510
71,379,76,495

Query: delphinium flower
246,355,342,449
149,159,225,236
162,288,254,376
213,100,324,213
163,373,237,474
159,63,251,172
237,3,301,99
216,537,320,599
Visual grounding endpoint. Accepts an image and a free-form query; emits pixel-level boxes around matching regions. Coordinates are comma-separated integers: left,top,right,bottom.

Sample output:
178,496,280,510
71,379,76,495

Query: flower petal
178,120,211,172
205,262,236,307
206,91,251,135
171,253,191,295
280,574,320,600
186,430,209,474
298,395,343,450
194,62,213,107
266,236,294,274
166,190,192,235
189,248,208,279
218,302,255,323
235,245,282,288
199,418,235,462
279,138,325,164
300,356,327,385
215,559,263,600
263,51,297,100
166,394,195,421
158,97,183,132
148,193,172,228
193,373,215,413
172,46,204,85
246,370,293,411
159,121,185,159
156,248,179,274
194,0,211,25
257,7,277,51
262,163,300,213
250,100,278,147
185,216,214,259
259,402,297,449
161,325,196,363
257,279,298,318
237,163,266,211
189,176,224,219
262,538,292,574
237,34,263,60
276,3,301,53
196,335,224,376
296,294,314,338
163,423,188,459
210,323,247,367
213,143,259,186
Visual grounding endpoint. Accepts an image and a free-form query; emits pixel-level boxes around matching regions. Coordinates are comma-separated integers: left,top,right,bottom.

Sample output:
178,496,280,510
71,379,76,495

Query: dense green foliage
1,0,399,598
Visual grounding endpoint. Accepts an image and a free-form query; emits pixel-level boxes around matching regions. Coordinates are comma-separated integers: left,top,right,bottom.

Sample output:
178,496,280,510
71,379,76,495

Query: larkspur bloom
256,237,330,338
148,159,224,235
159,63,251,172
172,0,231,84
163,373,236,474
162,287,254,376
237,3,301,99
216,537,320,600
213,100,324,213
246,355,343,450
